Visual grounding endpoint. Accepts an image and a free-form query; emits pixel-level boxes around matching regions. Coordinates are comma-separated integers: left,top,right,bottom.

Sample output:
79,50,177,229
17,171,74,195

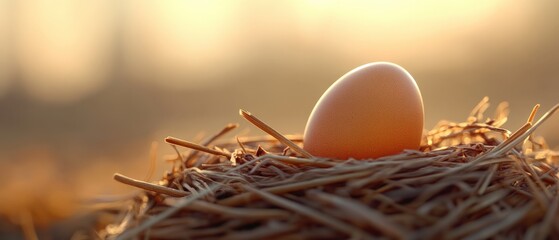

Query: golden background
0,0,558,235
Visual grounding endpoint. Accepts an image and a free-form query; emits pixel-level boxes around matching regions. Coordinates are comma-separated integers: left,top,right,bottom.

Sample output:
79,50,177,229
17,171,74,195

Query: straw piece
115,185,220,240
447,201,523,239
243,185,372,239
307,190,406,239
516,161,548,209
239,109,313,158
202,123,239,146
463,203,533,240
536,185,559,239
417,197,477,239
219,221,298,240
113,173,187,197
484,122,532,159
266,154,336,167
487,104,559,158
232,134,304,144
477,164,498,195
179,200,290,219
165,136,231,158
469,96,490,121
185,124,239,165
527,104,540,124
219,170,372,206
518,156,552,199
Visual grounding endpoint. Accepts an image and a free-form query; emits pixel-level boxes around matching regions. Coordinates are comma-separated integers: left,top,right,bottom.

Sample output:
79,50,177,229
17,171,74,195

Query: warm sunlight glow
296,0,507,57
1,1,559,234
8,0,512,97
121,0,508,91
15,0,112,103
124,1,241,89
299,0,505,29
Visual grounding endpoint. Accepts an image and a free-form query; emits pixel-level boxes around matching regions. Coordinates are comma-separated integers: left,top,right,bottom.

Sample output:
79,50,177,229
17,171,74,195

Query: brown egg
303,62,424,159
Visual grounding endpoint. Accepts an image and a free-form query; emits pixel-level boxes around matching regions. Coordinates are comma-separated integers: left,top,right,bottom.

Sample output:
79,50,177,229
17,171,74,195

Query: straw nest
101,97,559,240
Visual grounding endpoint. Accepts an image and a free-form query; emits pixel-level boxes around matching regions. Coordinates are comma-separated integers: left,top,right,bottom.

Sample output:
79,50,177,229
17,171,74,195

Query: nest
101,97,559,240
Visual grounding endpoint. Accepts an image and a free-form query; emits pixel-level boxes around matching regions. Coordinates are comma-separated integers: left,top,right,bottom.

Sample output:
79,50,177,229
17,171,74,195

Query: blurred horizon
1,0,559,234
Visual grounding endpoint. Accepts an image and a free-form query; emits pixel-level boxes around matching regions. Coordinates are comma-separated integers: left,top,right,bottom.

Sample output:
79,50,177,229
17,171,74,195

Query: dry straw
102,97,559,239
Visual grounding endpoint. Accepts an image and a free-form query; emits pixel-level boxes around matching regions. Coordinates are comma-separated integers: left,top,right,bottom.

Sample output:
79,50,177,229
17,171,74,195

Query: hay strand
113,173,187,197
165,136,231,158
243,185,372,239
239,109,313,158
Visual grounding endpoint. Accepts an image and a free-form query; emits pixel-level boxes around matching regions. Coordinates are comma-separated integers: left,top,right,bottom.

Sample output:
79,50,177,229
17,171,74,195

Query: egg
303,62,424,159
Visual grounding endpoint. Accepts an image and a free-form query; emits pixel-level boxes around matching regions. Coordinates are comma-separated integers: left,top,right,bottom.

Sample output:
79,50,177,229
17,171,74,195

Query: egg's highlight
303,62,424,160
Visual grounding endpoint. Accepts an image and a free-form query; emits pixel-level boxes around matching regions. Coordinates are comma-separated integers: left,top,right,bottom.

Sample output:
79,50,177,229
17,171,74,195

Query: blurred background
1,0,559,237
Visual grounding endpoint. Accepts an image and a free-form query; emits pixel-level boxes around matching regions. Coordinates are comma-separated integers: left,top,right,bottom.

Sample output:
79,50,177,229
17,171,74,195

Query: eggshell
303,62,424,159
